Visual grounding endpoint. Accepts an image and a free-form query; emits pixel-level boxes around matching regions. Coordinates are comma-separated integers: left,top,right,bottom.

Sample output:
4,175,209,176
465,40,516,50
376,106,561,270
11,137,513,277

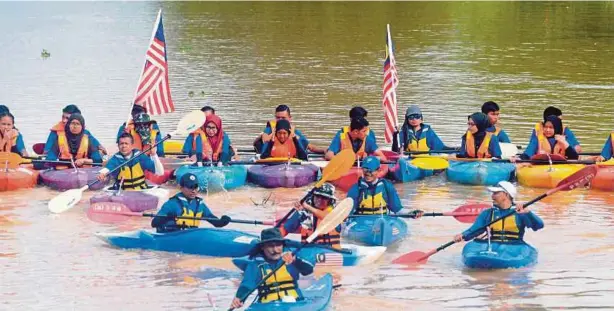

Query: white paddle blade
48,188,85,214
306,198,353,243
500,143,518,160
174,110,206,136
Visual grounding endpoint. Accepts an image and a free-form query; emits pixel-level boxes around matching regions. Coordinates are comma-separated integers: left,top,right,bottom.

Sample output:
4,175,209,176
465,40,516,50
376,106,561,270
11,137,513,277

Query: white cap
487,181,517,199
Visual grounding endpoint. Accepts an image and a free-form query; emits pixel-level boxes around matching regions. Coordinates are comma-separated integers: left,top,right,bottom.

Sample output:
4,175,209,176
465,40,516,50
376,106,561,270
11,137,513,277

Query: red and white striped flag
382,24,399,144
132,9,175,116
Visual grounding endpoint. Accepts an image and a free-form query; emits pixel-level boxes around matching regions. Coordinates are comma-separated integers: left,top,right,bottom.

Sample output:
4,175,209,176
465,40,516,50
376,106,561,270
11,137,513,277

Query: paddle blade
86,202,143,224
450,203,490,223
391,251,430,265
0,152,22,169
410,157,449,170
48,188,85,213
33,143,45,155
174,110,206,135
499,143,519,159
316,149,356,187
554,164,598,192
306,198,353,243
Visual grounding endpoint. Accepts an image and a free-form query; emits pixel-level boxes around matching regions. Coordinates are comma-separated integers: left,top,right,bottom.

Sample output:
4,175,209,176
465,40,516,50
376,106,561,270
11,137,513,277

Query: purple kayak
247,164,319,188
89,186,170,212
39,167,107,191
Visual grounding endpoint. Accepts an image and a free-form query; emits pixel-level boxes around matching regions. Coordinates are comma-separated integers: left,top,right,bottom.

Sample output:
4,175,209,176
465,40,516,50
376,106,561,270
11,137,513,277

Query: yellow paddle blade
306,198,353,243
48,187,87,214
0,152,25,169
315,149,356,187
410,157,449,170
163,140,183,154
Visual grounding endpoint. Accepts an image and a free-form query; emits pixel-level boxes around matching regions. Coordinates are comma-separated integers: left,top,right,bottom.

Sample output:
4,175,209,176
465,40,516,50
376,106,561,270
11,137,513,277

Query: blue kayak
462,239,538,269
232,243,386,270
446,160,515,185
96,228,258,257
246,273,333,311
387,158,434,183
174,164,247,192
342,215,408,246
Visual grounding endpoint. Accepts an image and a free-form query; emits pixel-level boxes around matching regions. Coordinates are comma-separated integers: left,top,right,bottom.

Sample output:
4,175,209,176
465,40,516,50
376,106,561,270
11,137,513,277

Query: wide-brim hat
248,228,286,257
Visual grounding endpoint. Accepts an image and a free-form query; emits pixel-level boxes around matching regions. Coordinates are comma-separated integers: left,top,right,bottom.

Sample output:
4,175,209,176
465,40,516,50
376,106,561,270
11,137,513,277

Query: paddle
391,164,597,265
229,197,353,311
407,157,449,170
274,149,355,229
349,203,491,224
0,152,42,169
48,110,206,214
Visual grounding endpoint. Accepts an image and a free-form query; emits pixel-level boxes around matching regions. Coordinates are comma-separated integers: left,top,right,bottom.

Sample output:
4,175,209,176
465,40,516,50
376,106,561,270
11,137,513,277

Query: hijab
466,112,491,146
544,115,563,137
204,114,223,152
275,119,291,134
64,113,85,155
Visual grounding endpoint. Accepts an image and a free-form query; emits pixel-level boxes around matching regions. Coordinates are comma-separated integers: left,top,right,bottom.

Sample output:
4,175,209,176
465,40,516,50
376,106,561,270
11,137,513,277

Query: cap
362,156,381,171
179,173,199,189
487,181,516,199
405,105,422,117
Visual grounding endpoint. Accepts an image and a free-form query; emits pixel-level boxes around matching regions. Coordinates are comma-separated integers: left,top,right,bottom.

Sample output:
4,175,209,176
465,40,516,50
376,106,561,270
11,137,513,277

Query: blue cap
362,156,380,171
179,173,199,188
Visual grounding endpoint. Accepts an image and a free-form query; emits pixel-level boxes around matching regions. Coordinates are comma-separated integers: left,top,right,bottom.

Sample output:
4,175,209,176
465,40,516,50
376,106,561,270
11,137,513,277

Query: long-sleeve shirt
181,132,233,163
151,193,217,232
44,129,101,155
398,123,447,152
520,136,579,160
457,133,502,159
486,126,511,143
45,133,103,164
104,150,156,180
462,205,544,241
599,134,613,160
346,178,403,214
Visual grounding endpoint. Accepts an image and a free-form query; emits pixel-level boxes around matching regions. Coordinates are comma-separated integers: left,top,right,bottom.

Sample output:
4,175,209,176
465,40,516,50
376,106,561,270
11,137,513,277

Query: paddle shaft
275,189,314,228
141,213,271,225
30,159,103,166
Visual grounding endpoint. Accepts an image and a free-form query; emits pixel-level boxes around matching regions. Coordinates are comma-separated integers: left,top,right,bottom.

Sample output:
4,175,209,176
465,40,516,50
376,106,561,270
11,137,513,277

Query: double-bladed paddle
391,165,597,266
348,203,490,224
48,110,206,214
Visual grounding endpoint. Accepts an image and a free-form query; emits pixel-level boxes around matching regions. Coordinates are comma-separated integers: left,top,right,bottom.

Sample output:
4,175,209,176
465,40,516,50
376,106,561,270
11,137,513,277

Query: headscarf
64,113,85,155
275,119,291,134
469,112,490,133
204,114,223,152
544,115,563,137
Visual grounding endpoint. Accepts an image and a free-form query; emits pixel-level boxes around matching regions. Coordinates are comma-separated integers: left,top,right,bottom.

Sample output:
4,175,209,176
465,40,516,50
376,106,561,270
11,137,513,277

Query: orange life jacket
57,132,90,169
339,126,369,159
0,129,18,153
50,121,64,132
130,125,158,156
465,131,493,158
535,123,566,157
299,206,341,249
192,129,223,161
269,134,298,158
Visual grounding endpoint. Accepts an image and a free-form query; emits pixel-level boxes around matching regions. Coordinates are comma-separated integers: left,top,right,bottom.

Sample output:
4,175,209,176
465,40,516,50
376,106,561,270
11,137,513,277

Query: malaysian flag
382,24,399,144
133,9,175,116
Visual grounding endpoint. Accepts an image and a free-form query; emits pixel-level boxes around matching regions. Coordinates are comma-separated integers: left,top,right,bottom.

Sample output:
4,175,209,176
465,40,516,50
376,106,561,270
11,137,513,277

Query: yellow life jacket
0,129,18,153
356,181,388,215
300,205,341,249
257,263,299,303
493,126,502,136
340,126,369,158
488,209,520,242
116,156,148,190
535,123,566,157
405,127,429,152
57,132,90,169
465,131,493,159
130,126,158,156
174,196,204,228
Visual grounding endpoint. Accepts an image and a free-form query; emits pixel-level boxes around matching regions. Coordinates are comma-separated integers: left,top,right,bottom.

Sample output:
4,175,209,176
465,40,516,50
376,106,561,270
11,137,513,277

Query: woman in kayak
279,183,341,249
516,115,579,160
453,181,544,243
44,105,106,156
182,114,236,165
230,227,314,309
45,113,103,169
260,119,309,160
394,105,448,153
0,112,29,157
527,106,582,153
456,112,502,159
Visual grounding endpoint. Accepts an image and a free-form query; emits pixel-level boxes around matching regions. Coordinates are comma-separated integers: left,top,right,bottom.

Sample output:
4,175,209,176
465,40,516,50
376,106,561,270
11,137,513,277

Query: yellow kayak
516,164,584,188
163,140,184,154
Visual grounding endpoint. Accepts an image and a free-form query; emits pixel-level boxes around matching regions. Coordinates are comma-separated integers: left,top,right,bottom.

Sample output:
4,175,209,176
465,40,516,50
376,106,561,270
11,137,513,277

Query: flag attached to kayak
133,9,175,116
382,24,399,144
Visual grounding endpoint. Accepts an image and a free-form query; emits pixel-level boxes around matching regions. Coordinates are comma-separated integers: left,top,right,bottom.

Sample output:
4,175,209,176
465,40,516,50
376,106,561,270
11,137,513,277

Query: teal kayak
386,158,434,183
174,164,247,192
446,160,515,185
462,239,538,269
342,215,408,246
246,273,333,311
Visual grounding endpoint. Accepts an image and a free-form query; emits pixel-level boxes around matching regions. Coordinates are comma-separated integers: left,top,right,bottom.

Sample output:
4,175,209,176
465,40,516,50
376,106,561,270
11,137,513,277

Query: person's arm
43,131,57,155
324,133,341,160
518,211,544,231
564,128,581,151
292,256,314,276
522,134,538,159
151,201,178,229
456,136,468,158
16,133,28,157
490,136,502,159
427,128,446,151
155,131,165,157
97,156,120,181
233,262,260,307
498,129,511,143
346,185,360,214
565,145,579,160
46,140,60,161
600,136,613,160
385,181,403,213
460,209,491,241
279,212,301,236
220,134,233,164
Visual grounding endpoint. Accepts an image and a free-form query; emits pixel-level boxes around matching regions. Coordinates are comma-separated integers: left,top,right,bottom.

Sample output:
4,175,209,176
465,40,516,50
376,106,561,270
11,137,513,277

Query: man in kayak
393,105,449,153
453,181,544,243
128,112,165,157
96,132,164,190
230,227,314,309
279,183,341,249
260,119,309,160
481,101,511,143
325,117,386,161
253,105,325,154
44,104,106,156
116,105,162,144
526,106,581,153
349,106,378,143
455,112,502,159
151,173,230,232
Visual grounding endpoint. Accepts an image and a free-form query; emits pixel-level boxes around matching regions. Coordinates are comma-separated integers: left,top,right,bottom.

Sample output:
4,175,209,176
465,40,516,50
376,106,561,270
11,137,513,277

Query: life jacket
191,129,223,161
404,125,429,152
116,153,148,190
465,131,493,158
356,180,389,215
130,126,158,156
50,121,64,132
486,208,520,242
174,195,204,228
534,122,567,139
299,206,341,249
57,132,90,169
0,129,18,153
257,263,299,303
339,126,369,158
267,120,296,138
269,135,298,158
536,125,566,157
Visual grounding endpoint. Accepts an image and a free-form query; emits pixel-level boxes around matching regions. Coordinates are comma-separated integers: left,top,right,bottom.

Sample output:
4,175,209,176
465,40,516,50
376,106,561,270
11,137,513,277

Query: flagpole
386,24,401,153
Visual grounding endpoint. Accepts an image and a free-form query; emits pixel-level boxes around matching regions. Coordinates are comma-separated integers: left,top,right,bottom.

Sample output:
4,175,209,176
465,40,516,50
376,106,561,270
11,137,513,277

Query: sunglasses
407,114,422,120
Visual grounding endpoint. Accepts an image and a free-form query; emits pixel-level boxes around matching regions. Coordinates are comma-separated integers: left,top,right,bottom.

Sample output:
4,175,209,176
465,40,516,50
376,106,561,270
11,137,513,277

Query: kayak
96,228,259,257
174,164,247,192
0,167,39,191
516,164,583,188
89,185,170,212
446,160,515,185
247,163,319,188
246,273,333,311
462,239,538,269
342,215,408,246
39,167,107,191
162,140,183,154
330,166,388,192
591,165,614,191
386,158,434,183
232,243,387,270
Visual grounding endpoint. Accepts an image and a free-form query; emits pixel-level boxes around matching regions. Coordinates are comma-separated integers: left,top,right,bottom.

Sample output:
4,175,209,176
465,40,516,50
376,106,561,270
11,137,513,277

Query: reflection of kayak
96,228,259,257
0,167,39,191
40,167,107,191
246,273,333,311
446,160,515,185
248,163,319,188
342,215,408,246
89,186,169,212
174,164,247,192
330,166,388,192
516,164,583,188
462,239,538,269
232,243,386,270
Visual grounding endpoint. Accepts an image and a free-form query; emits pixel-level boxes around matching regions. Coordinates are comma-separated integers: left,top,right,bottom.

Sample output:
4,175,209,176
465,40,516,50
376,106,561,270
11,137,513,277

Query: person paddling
516,115,579,160
45,105,105,155
44,113,103,169
151,173,229,232
230,227,314,309
0,112,29,157
455,112,502,159
260,119,309,160
96,133,164,190
279,183,342,249
393,105,448,153
482,101,511,143
325,117,386,161
182,114,236,165
453,181,544,244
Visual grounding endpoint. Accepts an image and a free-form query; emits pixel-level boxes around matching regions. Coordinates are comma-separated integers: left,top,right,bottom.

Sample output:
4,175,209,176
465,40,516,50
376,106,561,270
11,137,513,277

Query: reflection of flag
133,9,175,116
382,24,399,144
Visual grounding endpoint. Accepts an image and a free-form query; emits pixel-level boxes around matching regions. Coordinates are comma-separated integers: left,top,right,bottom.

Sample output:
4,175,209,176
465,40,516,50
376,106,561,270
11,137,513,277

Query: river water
1,2,614,310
